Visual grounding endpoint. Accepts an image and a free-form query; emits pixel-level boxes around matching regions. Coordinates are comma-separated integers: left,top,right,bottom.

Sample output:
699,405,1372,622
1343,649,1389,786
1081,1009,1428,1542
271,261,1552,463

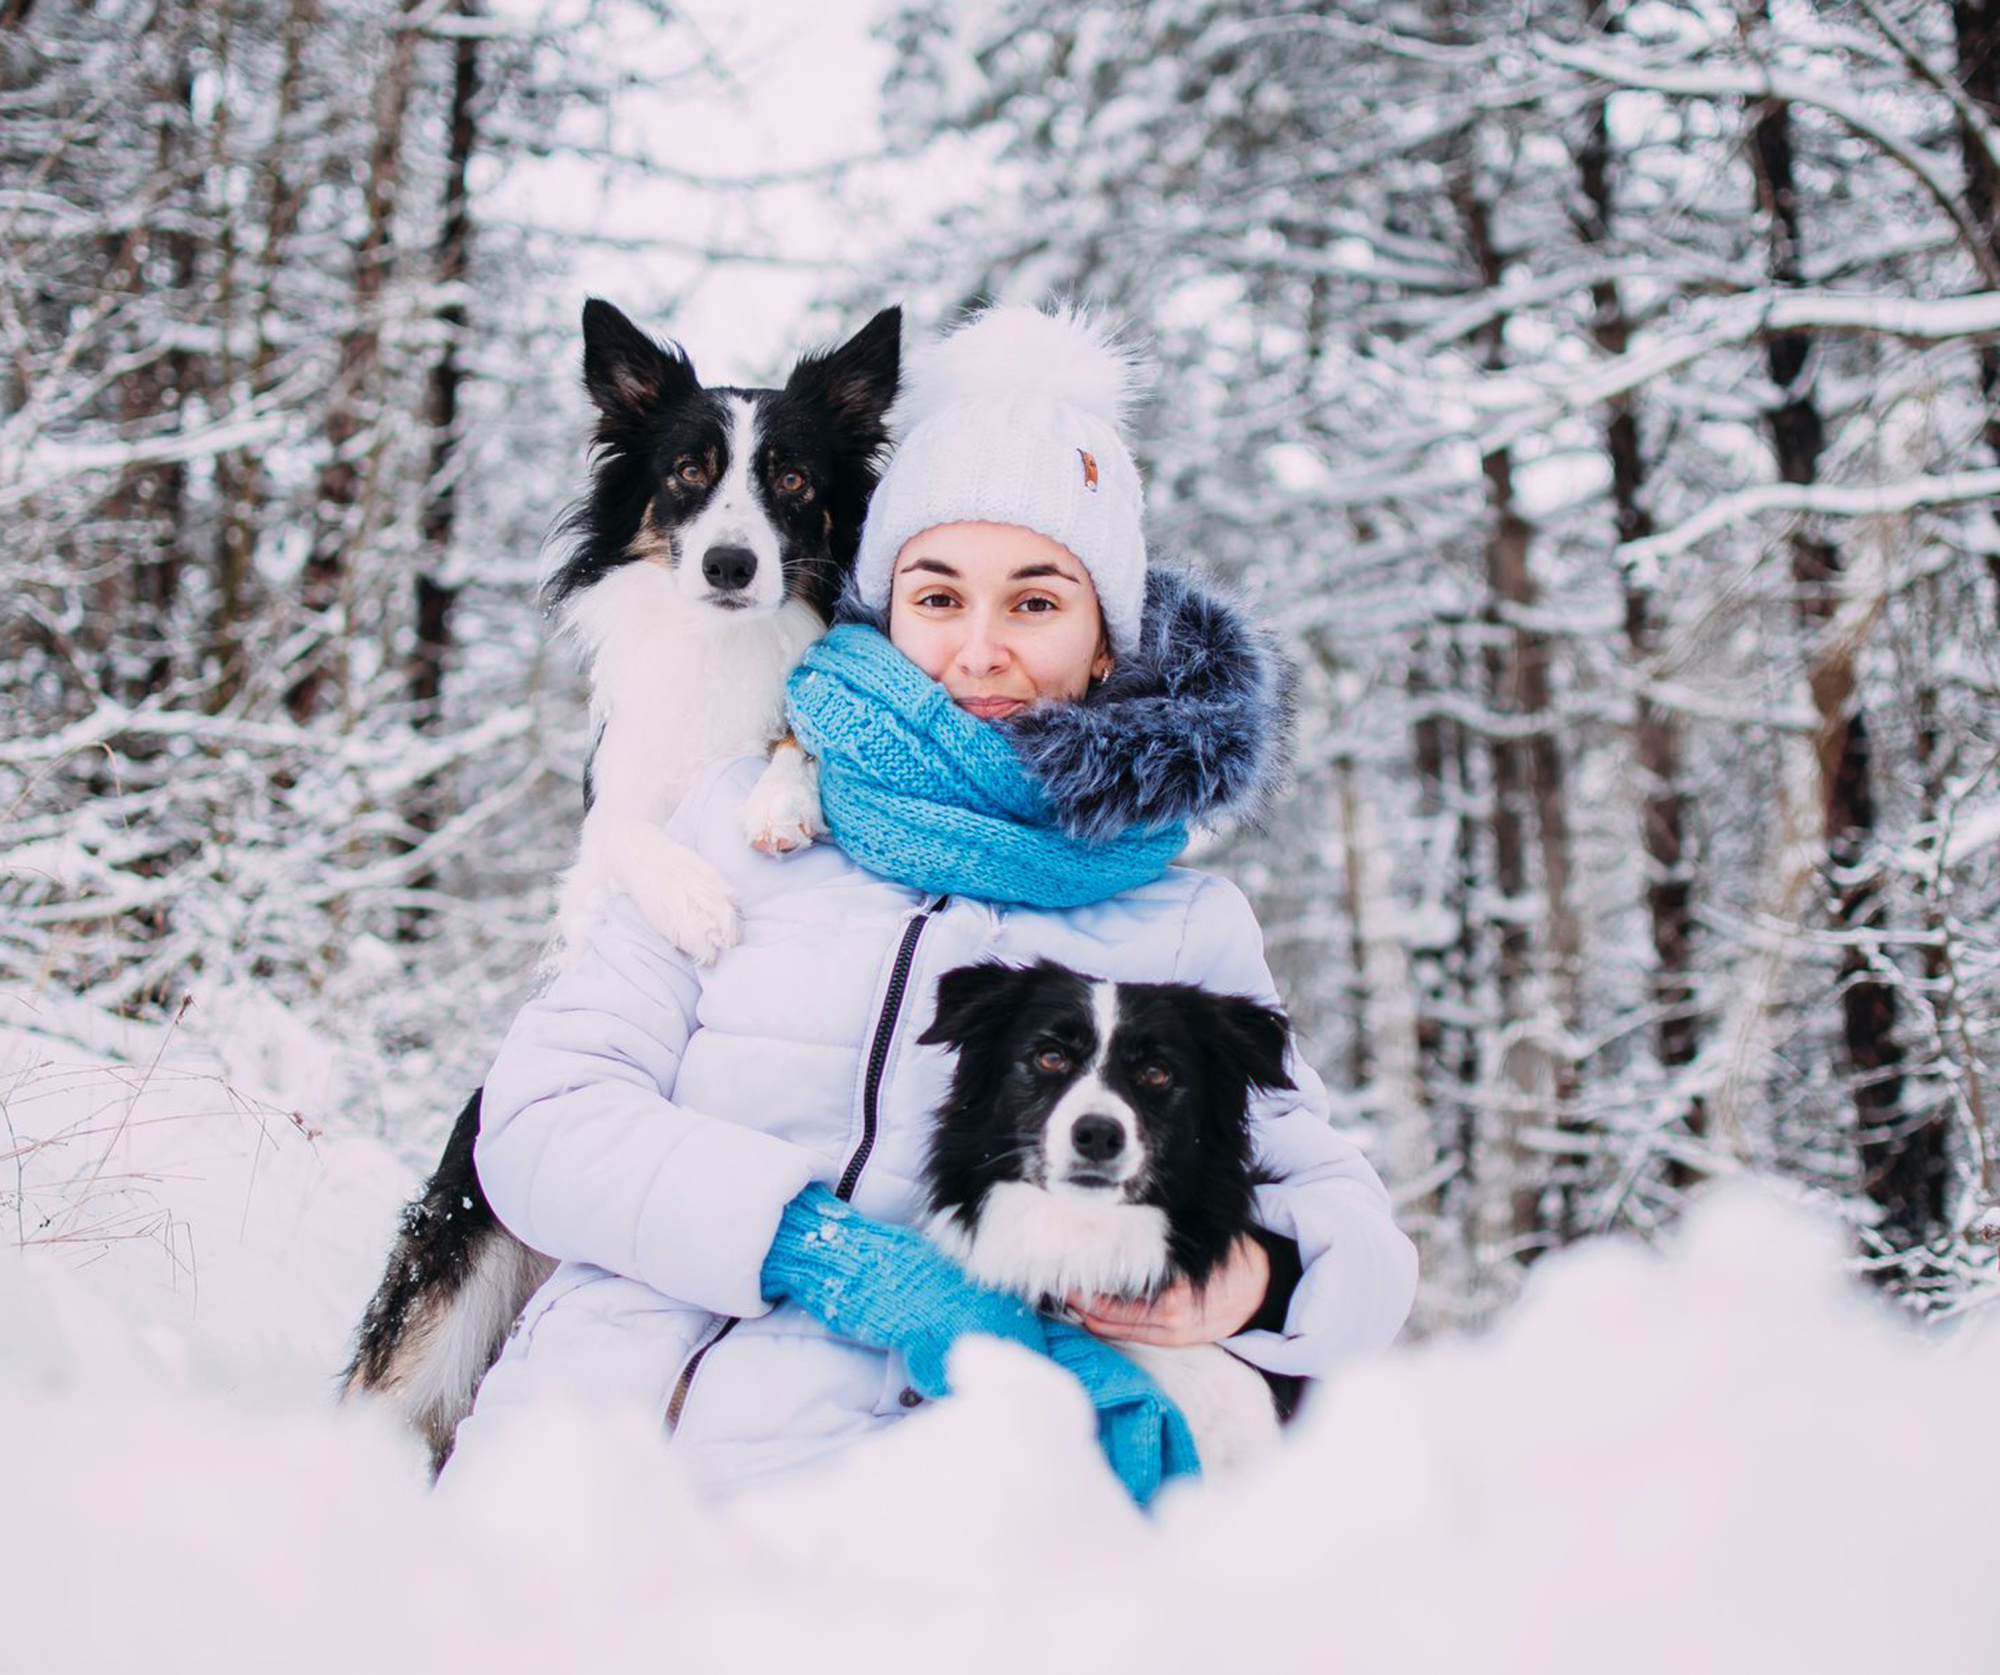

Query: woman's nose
956,617,1010,677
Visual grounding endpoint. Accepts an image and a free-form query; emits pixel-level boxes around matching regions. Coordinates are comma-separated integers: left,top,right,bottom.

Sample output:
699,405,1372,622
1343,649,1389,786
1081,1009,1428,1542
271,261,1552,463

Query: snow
1894,799,2000,876
6,999,2000,1673
0,992,413,1399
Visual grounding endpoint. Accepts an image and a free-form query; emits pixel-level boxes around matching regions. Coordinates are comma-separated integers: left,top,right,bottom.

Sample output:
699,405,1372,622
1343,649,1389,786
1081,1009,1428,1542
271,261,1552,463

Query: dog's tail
339,1089,555,1476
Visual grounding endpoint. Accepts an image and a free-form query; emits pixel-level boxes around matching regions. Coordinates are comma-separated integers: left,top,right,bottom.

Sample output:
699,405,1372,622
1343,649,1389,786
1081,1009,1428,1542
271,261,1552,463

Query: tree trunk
1953,0,2000,611
1571,67,1703,1199
1337,752,1374,1096
1408,627,1483,1285
287,0,425,722
1452,154,1583,1256
399,1,481,934
1749,85,1948,1253
104,5,200,705
136,33,201,701
212,0,315,710
410,5,478,732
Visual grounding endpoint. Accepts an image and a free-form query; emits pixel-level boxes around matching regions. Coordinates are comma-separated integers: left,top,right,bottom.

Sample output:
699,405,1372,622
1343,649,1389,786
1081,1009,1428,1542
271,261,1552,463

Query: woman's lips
959,696,1027,720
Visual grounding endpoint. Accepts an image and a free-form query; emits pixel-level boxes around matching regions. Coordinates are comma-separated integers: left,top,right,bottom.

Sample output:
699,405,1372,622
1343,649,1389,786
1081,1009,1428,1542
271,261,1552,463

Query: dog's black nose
1071,1116,1126,1164
702,545,757,593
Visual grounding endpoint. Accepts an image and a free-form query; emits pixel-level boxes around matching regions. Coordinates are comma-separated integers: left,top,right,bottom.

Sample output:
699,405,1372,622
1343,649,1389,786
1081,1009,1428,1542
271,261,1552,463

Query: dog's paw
604,825,741,964
744,745,825,857
633,858,739,963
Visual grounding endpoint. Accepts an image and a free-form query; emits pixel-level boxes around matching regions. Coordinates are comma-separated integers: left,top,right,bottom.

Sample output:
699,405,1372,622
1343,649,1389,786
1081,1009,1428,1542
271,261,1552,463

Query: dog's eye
776,468,810,497
1137,1064,1173,1089
675,458,708,487
1033,1048,1069,1073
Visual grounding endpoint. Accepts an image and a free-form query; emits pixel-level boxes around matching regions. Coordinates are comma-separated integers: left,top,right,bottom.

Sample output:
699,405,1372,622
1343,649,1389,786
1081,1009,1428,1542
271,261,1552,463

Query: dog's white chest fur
554,563,822,957
570,562,821,824
931,1180,1172,1303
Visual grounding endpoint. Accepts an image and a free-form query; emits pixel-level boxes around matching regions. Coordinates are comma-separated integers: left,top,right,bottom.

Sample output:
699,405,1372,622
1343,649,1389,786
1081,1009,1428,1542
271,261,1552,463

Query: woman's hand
1067,1233,1270,1347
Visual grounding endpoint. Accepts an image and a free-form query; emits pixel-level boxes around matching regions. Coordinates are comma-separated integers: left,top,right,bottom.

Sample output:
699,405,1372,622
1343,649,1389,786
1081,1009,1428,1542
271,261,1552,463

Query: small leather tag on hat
1078,448,1099,490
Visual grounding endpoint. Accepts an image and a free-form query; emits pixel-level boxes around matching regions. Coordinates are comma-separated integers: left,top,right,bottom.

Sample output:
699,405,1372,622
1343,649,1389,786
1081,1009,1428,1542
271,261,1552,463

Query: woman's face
887,521,1112,721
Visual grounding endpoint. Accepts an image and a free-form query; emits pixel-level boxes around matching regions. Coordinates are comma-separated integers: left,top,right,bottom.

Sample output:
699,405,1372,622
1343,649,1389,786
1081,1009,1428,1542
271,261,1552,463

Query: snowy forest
6,0,2000,1666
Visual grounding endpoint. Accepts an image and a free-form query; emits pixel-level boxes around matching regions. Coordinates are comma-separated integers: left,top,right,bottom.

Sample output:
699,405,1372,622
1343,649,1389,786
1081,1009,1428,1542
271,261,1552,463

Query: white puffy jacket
461,755,1418,1494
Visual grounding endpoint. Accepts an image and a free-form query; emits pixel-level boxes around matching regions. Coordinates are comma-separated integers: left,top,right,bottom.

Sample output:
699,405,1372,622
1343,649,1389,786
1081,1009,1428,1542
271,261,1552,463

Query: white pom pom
898,303,1150,432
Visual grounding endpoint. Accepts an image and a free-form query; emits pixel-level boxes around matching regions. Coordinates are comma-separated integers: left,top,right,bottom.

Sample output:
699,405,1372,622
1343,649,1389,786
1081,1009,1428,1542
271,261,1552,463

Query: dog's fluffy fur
341,1092,554,1469
918,958,1296,1472
340,300,901,1471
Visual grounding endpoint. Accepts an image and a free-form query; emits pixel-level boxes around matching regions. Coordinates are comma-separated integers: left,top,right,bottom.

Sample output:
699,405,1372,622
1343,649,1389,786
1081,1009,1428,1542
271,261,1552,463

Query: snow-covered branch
1534,35,2000,288
1617,467,2000,568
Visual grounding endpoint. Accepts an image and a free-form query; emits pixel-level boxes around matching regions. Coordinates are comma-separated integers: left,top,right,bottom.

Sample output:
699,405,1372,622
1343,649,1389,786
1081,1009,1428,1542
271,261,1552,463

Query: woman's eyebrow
1011,563,1081,583
899,557,960,577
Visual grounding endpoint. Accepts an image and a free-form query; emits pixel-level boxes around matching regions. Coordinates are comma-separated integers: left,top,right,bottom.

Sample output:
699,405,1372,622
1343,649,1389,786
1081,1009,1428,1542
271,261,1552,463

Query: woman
456,305,1417,1498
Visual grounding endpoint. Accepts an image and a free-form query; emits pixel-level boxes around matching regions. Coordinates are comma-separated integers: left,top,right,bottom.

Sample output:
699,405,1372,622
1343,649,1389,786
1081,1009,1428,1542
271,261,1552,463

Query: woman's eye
1034,1048,1069,1073
777,468,810,496
675,459,707,487
1016,596,1057,613
1138,1064,1172,1089
915,591,956,610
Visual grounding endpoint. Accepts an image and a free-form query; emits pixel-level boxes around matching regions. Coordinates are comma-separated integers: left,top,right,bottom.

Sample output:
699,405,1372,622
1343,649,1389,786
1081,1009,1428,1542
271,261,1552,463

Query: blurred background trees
2,0,715,1123
872,0,2000,1319
5,0,1997,1324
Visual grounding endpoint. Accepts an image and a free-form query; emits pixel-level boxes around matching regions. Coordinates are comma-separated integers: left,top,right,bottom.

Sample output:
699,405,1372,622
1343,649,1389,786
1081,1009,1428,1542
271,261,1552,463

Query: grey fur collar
833,564,1294,843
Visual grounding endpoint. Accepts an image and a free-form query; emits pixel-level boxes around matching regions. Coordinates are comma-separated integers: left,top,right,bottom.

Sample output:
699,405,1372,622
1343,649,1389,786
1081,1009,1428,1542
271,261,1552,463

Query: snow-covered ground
5,991,1997,1675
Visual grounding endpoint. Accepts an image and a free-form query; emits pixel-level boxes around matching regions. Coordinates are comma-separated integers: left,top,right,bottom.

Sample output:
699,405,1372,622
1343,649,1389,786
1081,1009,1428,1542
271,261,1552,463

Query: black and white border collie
918,959,1297,1472
555,297,902,959
340,299,901,1470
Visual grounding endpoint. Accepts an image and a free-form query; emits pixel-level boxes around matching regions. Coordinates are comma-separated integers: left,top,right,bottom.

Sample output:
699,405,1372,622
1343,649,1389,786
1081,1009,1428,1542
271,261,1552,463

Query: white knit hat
855,303,1150,653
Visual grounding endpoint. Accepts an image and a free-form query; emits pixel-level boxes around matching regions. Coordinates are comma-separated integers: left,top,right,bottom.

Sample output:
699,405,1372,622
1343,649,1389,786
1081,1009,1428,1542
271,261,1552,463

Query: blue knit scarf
785,625,1188,907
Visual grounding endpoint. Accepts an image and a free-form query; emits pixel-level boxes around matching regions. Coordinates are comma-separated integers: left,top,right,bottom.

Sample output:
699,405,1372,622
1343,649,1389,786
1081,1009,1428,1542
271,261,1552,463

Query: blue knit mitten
760,1185,1046,1398
760,1185,1204,1506
1042,1318,1203,1507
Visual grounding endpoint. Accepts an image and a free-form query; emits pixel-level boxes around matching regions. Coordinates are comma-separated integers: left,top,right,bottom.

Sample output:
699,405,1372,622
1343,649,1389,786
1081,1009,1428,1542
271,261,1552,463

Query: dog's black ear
1207,993,1295,1096
787,305,901,440
581,297,698,422
918,959,1031,1050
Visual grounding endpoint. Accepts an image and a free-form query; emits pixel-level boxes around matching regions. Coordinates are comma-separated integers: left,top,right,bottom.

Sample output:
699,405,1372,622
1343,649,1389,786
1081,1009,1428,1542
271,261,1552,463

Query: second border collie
340,299,900,1470
918,958,1297,1472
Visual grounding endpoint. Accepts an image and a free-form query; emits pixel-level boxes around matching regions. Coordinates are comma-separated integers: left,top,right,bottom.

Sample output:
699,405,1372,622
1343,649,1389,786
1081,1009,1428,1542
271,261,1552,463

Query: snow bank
4,1002,1997,1674
0,991,413,1399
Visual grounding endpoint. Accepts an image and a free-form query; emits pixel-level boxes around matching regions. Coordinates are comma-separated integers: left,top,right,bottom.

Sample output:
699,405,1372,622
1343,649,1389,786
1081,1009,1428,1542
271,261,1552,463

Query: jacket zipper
666,894,949,1432
838,894,947,1201
666,1314,736,1428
